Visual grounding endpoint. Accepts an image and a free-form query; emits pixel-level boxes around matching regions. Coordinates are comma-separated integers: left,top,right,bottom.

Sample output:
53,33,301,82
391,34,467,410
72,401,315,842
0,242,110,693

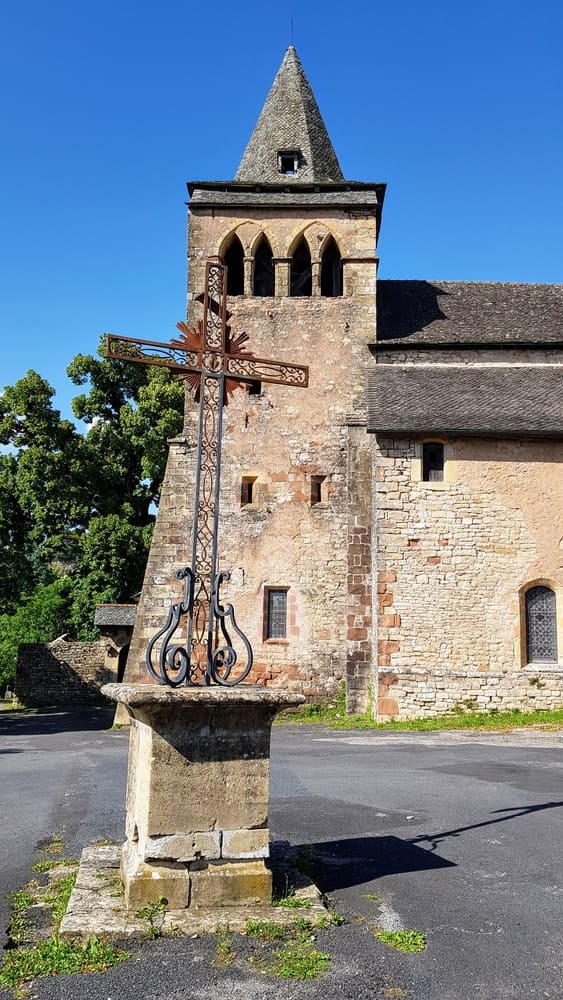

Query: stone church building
123,46,563,719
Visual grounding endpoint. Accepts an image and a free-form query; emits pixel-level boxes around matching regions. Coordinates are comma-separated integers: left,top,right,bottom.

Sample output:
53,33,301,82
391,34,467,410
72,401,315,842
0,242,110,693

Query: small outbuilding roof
94,604,137,628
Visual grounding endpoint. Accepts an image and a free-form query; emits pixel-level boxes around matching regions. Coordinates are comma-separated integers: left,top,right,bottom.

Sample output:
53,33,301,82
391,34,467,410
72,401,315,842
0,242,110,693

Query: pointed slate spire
236,46,344,184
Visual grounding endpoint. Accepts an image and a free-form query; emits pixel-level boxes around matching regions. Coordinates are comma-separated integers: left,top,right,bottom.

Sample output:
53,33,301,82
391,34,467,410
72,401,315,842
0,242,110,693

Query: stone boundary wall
15,639,112,706
378,668,563,720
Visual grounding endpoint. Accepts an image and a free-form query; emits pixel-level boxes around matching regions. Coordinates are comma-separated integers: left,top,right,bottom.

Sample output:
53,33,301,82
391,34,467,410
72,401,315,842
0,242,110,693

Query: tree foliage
0,579,73,694
0,343,185,689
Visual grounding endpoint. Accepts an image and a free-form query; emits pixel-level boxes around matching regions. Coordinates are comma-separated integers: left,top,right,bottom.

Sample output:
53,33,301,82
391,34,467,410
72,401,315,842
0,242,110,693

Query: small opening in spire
278,150,300,176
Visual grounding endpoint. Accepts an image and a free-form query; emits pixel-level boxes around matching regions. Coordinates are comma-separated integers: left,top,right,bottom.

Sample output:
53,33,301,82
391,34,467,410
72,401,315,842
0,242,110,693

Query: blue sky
1,0,562,421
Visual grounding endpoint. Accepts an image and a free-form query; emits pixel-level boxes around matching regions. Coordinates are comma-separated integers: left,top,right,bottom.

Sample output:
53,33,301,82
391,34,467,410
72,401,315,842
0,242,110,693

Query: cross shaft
105,257,308,686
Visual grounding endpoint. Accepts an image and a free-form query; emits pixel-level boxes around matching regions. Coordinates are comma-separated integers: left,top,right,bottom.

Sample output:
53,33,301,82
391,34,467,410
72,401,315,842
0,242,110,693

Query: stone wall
15,638,113,706
374,435,563,718
378,667,563,720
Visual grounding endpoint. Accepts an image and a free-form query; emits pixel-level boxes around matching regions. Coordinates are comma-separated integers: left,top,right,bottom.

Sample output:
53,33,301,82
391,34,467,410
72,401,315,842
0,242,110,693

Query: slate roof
376,281,563,346
235,46,344,184
188,182,384,209
94,604,137,628
367,365,563,437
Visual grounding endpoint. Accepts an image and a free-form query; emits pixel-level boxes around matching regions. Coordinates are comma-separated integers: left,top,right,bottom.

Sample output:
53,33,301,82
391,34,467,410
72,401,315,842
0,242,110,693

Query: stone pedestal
102,684,304,912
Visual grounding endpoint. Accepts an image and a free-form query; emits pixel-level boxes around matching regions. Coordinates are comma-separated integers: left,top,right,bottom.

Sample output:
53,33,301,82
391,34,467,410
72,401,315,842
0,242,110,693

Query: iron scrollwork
146,568,253,686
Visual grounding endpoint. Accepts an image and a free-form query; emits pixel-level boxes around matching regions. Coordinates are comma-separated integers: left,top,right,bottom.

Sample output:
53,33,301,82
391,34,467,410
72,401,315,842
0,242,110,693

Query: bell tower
126,47,386,713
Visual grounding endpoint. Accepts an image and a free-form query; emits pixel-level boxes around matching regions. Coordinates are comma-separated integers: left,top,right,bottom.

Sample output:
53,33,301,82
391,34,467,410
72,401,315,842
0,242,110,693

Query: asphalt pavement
1,707,562,999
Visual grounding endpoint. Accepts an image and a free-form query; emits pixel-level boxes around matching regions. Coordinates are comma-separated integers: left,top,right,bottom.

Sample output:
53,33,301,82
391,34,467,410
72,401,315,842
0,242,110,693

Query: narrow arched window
224,236,244,295
290,238,312,297
320,237,342,297
525,586,558,662
422,442,444,482
253,237,274,297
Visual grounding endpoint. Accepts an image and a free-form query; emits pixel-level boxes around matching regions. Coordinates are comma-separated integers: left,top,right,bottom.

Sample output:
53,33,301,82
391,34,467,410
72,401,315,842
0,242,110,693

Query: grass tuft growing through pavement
0,936,129,990
135,897,167,939
213,925,236,968
374,928,426,953
243,914,338,980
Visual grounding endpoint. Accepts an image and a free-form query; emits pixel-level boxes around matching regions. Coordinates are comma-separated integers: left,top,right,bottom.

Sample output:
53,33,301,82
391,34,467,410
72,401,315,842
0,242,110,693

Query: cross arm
104,333,202,372
225,354,308,388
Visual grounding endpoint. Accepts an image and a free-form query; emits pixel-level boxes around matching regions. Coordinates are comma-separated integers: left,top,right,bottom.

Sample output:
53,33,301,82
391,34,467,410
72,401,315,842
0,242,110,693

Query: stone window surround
518,579,563,669
263,586,290,644
411,437,454,490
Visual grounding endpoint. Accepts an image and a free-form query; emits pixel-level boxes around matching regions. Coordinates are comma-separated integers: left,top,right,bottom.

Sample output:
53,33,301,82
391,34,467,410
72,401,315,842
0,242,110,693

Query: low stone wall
377,668,563,720
15,638,114,706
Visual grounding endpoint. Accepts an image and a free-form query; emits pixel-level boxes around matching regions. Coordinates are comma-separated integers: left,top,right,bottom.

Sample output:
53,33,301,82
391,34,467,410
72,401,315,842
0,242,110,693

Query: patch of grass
213,925,235,968
325,906,345,926
245,917,332,981
107,876,124,898
278,695,563,733
136,897,167,939
93,838,114,846
375,928,426,953
41,873,77,925
273,887,311,910
276,682,348,725
273,938,331,980
7,890,35,946
32,859,78,874
363,893,380,901
0,935,129,990
245,919,289,942
39,834,65,856
1,854,129,994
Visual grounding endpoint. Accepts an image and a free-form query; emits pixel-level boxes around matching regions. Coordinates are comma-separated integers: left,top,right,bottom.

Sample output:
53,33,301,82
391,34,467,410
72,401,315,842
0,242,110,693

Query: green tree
69,514,153,639
0,578,72,694
0,346,184,657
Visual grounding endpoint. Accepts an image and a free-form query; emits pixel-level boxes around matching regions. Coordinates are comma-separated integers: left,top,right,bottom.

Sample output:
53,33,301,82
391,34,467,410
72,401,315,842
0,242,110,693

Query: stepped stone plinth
102,683,304,911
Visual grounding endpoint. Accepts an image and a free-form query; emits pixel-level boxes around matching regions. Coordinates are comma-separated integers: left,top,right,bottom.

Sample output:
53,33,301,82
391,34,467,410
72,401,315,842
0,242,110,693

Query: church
123,46,563,719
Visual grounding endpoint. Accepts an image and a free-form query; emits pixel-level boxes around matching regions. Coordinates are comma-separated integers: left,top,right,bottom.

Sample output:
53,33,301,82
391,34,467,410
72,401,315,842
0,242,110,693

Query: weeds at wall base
276,683,563,732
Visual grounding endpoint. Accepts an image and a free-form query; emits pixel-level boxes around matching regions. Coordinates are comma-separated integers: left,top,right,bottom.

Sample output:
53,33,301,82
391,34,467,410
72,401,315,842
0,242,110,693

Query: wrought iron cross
105,257,309,687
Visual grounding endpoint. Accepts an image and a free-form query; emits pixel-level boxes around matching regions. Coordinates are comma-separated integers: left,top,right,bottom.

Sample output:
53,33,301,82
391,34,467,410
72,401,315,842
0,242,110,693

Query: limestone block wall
378,668,563,720
15,638,111,706
373,436,563,718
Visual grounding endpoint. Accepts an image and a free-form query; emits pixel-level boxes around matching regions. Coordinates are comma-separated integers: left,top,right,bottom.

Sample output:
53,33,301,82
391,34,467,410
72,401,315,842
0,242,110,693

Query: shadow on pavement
292,798,563,893
411,799,563,851
292,835,456,893
0,706,114,737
